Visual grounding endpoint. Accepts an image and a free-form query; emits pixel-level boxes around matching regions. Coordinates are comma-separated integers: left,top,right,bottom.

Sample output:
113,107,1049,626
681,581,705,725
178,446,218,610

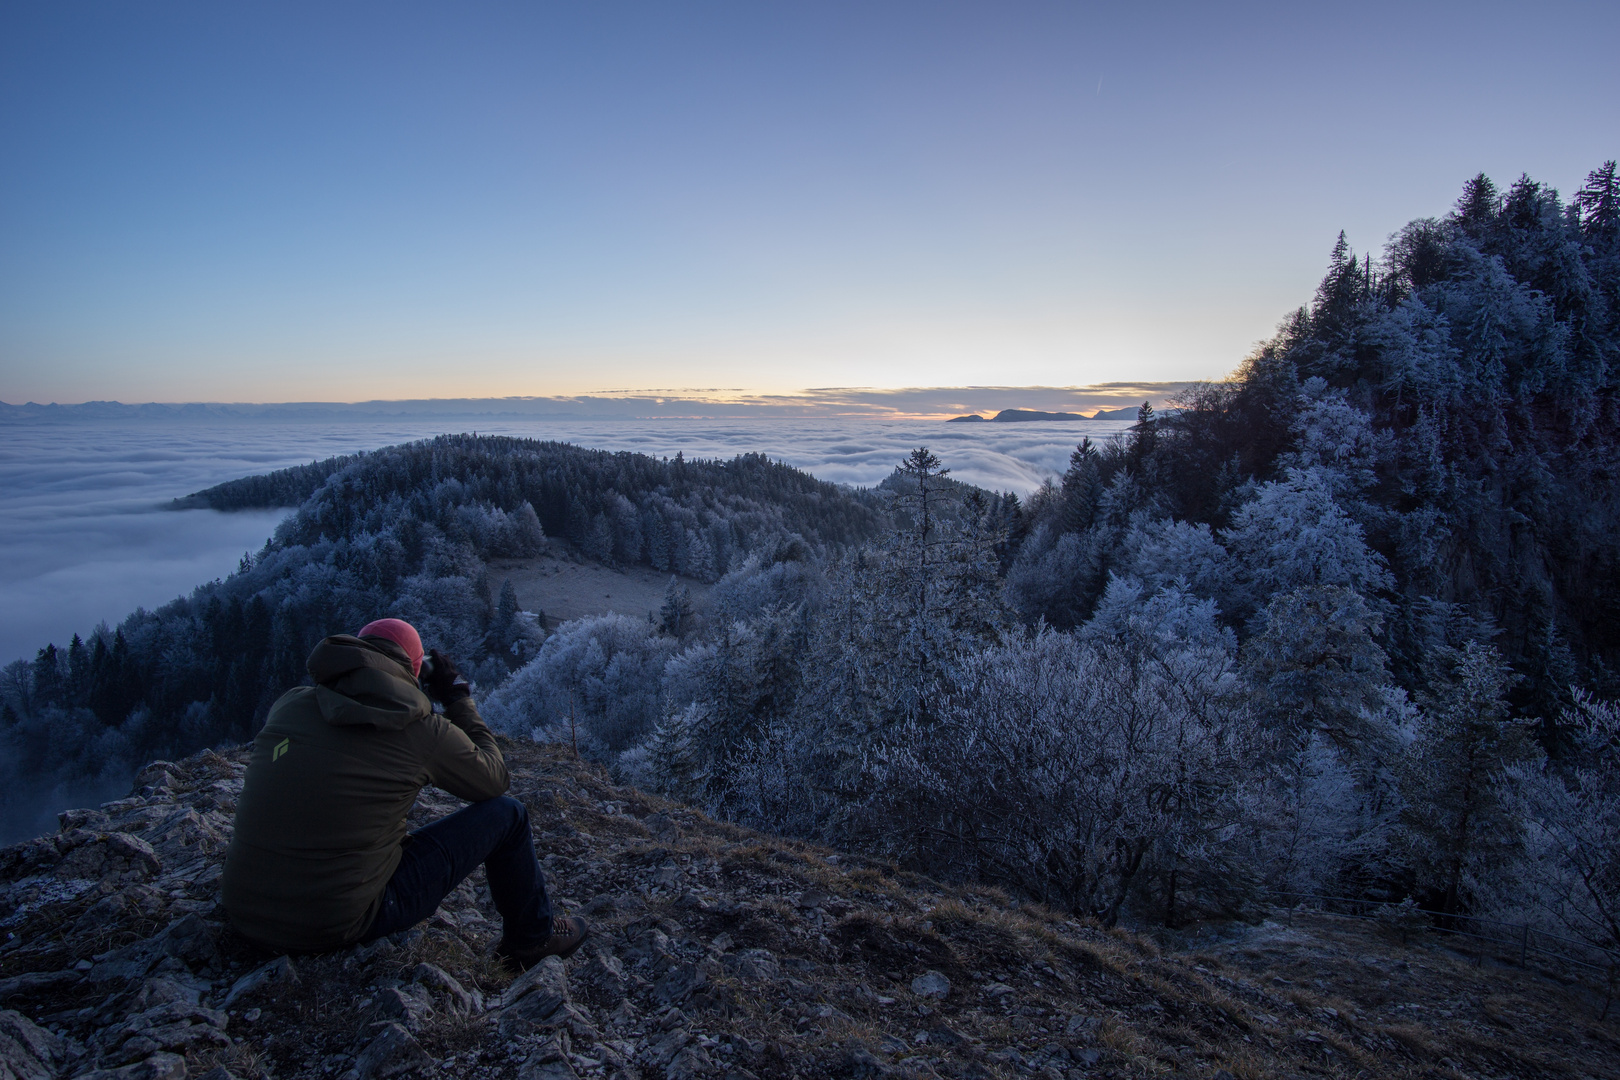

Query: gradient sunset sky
1,1,1615,406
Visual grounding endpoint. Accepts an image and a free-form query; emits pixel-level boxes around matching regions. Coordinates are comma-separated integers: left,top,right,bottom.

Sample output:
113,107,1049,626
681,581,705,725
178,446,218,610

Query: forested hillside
0,439,885,840
482,163,1620,963
1008,165,1620,719
4,165,1618,972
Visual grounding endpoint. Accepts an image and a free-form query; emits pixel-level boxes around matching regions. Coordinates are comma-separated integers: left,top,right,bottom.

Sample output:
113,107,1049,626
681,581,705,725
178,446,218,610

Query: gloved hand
420,648,472,704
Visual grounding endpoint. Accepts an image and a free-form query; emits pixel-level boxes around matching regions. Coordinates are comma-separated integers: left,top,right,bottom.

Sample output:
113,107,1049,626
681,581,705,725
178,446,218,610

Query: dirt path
486,548,709,629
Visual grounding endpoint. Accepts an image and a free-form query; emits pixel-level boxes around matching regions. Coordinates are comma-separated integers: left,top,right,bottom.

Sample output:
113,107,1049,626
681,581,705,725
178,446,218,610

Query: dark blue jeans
362,795,553,950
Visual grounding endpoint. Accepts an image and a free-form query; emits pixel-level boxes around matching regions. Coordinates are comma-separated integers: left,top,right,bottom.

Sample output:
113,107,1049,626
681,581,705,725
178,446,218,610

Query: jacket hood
305,635,433,730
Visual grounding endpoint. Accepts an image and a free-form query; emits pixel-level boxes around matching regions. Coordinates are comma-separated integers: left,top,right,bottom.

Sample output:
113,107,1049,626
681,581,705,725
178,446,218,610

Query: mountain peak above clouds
945,408,1154,423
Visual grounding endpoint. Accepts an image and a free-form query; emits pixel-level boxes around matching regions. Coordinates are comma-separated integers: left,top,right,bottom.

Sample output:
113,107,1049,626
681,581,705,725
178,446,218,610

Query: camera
417,651,471,702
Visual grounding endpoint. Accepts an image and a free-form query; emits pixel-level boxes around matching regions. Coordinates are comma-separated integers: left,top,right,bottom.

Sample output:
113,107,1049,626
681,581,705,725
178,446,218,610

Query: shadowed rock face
0,740,1608,1080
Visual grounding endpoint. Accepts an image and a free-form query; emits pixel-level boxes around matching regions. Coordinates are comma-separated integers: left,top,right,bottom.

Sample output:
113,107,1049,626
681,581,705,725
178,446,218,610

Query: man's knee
485,794,528,836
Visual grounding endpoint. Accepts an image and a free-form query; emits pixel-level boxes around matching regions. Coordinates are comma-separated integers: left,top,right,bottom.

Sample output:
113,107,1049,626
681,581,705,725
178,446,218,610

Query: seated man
222,618,585,968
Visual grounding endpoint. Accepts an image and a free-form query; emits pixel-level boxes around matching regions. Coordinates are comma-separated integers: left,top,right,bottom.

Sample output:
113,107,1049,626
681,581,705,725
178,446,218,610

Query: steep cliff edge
1,741,1612,1080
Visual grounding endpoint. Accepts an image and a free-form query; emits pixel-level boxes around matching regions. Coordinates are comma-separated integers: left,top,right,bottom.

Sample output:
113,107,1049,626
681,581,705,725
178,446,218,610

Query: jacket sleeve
422,698,510,802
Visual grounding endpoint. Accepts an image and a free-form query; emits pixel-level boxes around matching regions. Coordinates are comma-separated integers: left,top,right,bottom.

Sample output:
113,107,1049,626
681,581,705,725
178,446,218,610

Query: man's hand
421,649,472,705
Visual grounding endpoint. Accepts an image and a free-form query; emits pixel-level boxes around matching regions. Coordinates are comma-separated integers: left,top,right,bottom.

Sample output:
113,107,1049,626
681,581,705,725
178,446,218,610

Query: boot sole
548,925,588,960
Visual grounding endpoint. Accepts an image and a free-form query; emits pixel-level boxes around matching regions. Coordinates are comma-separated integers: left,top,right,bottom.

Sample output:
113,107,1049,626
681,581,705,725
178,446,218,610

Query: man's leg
362,795,552,946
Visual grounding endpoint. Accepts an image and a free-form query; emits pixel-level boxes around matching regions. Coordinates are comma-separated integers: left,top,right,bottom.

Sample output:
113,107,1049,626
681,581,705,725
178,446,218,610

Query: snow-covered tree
658,577,695,639
1223,467,1394,610
652,604,806,805
1510,691,1620,958
483,613,675,752
1251,731,1379,898
1116,518,1230,601
392,573,491,669
1397,641,1541,915
1278,379,1391,500
1243,585,1392,745
479,578,543,683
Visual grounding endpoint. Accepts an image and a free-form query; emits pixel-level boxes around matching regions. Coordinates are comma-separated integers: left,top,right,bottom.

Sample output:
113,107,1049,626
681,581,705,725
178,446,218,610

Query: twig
569,691,578,759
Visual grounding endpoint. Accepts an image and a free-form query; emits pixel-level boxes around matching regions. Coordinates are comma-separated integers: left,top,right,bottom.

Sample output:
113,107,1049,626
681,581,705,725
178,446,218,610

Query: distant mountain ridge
947,406,1143,423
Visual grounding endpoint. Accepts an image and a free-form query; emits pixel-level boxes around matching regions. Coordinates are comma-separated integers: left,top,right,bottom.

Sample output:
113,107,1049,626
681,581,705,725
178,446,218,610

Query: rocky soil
1,739,1614,1080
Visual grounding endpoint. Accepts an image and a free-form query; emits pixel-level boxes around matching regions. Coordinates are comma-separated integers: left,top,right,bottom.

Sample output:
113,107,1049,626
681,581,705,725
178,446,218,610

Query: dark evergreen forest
1008,166,1620,718
4,164,1618,959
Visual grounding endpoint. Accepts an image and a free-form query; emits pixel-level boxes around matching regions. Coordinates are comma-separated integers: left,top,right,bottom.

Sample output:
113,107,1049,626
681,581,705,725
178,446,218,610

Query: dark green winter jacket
221,635,508,952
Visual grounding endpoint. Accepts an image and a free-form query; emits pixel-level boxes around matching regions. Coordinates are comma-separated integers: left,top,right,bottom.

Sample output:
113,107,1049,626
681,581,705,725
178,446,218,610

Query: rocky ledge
1,740,1613,1080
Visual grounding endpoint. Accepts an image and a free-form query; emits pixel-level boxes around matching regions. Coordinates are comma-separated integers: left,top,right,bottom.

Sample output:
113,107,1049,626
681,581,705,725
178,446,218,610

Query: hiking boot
498,915,589,971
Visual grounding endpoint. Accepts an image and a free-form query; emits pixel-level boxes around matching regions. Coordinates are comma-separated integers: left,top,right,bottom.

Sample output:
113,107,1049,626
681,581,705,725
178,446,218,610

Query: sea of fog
0,413,1133,666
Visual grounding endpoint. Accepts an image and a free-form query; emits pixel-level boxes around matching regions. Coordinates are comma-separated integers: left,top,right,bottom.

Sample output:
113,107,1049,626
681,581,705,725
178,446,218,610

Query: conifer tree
1058,439,1102,532
485,578,524,664
1574,160,1618,241
1453,172,1500,234
659,578,694,638
67,634,89,702
1127,403,1158,467
31,645,62,708
1398,641,1540,915
1314,231,1358,311
894,447,949,618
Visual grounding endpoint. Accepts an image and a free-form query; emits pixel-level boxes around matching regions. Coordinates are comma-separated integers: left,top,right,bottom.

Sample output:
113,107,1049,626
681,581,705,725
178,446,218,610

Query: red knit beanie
357,618,424,677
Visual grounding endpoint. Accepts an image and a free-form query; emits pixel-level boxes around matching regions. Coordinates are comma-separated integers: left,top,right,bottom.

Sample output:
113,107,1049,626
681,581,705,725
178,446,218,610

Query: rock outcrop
1,741,1611,1079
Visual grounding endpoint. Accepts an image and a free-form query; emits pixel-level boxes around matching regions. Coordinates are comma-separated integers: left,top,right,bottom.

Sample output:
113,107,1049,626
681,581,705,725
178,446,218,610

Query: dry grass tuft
1095,1014,1146,1056
1380,1020,1440,1058
194,1042,270,1080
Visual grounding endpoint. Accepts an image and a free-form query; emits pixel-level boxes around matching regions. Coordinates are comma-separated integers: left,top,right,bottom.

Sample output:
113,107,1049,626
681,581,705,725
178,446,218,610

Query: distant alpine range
947,407,1140,422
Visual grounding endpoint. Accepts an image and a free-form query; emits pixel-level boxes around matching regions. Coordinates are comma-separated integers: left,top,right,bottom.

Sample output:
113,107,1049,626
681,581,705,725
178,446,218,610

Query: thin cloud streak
2,382,1191,420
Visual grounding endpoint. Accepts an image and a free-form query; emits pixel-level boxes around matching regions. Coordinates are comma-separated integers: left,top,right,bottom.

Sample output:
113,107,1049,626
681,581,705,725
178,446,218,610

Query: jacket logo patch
272,738,290,761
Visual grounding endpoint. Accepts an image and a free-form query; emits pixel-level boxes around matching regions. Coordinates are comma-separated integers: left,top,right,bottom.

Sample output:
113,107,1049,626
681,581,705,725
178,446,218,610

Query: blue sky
1,1,1615,407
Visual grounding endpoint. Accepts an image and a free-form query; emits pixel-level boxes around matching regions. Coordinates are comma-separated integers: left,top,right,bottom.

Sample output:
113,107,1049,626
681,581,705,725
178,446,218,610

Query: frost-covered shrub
706,555,824,624
1504,692,1620,956
483,614,675,752
717,719,842,841
830,623,1267,925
